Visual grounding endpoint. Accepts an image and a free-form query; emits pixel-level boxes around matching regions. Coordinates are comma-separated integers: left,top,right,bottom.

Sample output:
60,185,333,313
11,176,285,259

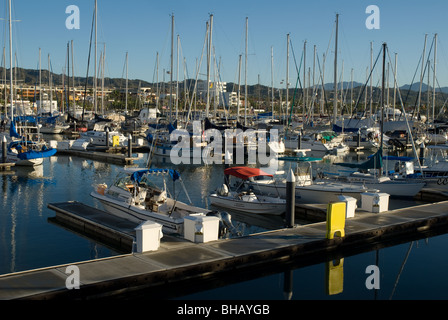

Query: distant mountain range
3,67,448,97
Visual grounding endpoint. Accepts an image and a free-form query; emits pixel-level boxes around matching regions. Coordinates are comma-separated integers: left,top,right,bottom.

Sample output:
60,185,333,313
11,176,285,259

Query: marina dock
0,162,15,171
56,149,139,165
1,199,448,300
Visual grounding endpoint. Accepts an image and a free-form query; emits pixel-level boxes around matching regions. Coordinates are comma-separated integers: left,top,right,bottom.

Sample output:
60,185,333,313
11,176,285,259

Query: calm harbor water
1,147,448,300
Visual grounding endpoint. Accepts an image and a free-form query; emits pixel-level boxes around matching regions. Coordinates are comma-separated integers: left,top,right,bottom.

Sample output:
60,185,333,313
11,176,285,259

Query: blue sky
3,0,448,90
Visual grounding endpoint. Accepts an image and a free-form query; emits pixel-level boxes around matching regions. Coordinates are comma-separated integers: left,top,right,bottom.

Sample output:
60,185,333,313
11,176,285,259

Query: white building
198,81,229,106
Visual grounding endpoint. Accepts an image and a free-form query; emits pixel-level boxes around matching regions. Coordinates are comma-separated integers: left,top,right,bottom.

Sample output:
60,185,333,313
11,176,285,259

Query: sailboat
320,44,425,198
5,0,56,166
244,161,375,205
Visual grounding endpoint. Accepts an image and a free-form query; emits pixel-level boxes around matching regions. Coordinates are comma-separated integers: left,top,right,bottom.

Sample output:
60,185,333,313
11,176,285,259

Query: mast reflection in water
1,153,448,300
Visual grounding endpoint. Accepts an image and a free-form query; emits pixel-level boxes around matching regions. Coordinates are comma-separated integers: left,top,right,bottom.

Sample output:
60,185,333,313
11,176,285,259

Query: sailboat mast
350,68,354,115
8,0,12,120
205,19,210,119
39,48,41,115
381,43,386,154
417,34,427,117
286,33,289,120
237,54,241,120
3,47,6,118
370,41,373,117
94,0,97,114
271,46,274,120
432,33,437,123
176,34,179,120
48,54,52,115
125,51,128,115
156,52,159,110
303,40,306,113
102,43,105,115
170,14,174,122
71,40,75,116
244,17,248,126
333,13,338,124
393,53,397,121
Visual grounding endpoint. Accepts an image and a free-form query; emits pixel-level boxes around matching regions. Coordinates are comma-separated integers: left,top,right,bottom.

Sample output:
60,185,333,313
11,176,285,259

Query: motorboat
90,168,212,234
245,162,376,205
80,129,129,147
209,167,286,215
6,118,57,166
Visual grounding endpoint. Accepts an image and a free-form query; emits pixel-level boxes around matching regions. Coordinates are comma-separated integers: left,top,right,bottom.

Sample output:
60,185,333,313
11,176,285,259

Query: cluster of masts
0,4,443,128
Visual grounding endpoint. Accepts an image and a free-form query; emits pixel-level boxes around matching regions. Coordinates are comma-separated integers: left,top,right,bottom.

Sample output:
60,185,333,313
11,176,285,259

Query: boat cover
17,148,57,160
130,169,181,183
335,147,383,170
224,166,273,180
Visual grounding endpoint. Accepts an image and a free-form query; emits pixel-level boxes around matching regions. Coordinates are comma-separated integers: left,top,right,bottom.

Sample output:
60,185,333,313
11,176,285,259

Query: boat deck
2,199,448,300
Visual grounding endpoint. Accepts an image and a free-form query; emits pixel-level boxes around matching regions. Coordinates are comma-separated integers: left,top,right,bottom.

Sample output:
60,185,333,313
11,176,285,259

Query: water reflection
2,148,448,300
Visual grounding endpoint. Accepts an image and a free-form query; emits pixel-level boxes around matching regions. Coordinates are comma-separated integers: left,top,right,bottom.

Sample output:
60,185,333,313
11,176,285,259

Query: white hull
40,125,70,134
91,191,183,234
209,194,285,215
249,180,371,204
80,131,128,146
284,138,330,152
421,177,448,191
6,152,43,166
151,143,222,162
343,180,425,197
91,190,208,234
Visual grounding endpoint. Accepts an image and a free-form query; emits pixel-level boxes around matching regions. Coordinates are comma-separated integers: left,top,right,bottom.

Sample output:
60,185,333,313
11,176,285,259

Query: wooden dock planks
2,200,448,299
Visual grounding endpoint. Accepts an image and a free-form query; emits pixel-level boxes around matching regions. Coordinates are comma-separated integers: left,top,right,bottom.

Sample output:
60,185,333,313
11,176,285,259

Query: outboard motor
217,183,229,196
207,210,240,237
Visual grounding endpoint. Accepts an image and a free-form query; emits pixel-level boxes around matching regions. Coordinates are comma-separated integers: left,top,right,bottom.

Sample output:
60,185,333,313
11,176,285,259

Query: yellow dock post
326,258,344,295
112,135,120,147
326,202,346,239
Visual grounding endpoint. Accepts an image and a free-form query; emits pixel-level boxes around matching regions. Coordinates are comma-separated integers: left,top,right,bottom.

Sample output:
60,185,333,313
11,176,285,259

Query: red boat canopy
224,167,273,180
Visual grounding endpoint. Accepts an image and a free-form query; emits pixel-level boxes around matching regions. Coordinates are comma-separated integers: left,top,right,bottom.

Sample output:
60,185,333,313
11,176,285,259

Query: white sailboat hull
248,180,371,204
343,180,425,197
7,152,43,166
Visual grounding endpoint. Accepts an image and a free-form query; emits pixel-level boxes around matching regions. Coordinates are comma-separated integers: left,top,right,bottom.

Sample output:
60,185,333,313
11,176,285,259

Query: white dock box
57,140,74,150
184,214,220,243
337,195,357,218
361,192,389,213
135,221,163,253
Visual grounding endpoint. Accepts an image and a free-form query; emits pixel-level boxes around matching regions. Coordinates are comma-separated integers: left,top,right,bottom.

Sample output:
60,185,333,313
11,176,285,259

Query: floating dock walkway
56,149,139,165
2,199,448,300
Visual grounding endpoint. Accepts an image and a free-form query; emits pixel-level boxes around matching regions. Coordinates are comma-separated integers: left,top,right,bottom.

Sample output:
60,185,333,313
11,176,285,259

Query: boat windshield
113,174,133,191
113,172,161,192
138,175,160,190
